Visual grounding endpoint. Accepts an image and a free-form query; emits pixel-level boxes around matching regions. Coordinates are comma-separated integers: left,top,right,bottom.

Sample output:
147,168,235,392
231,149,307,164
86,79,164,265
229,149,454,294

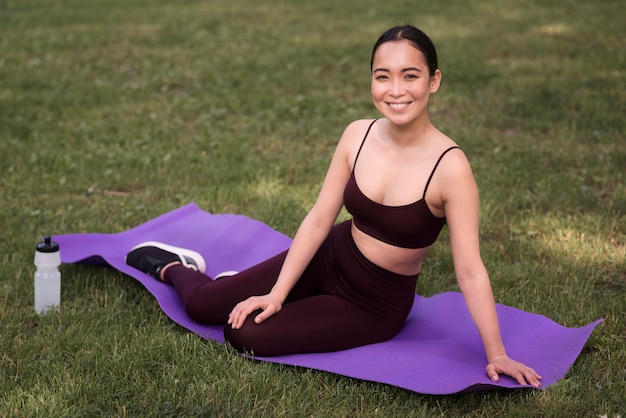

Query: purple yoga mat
54,202,601,395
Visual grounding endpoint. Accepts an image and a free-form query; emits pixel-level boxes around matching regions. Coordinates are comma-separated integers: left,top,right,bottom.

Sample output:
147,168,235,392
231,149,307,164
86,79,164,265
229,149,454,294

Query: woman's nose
389,79,404,96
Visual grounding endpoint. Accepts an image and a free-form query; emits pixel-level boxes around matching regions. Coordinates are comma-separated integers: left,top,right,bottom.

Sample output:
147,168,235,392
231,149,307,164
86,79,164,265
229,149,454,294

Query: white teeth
389,102,409,109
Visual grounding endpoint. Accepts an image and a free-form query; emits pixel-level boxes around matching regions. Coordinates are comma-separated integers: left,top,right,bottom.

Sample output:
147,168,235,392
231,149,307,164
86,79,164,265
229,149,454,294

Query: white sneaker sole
214,270,239,280
129,241,207,273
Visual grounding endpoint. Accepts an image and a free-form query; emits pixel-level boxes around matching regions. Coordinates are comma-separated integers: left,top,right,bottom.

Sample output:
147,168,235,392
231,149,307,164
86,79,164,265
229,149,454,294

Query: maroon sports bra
343,120,459,249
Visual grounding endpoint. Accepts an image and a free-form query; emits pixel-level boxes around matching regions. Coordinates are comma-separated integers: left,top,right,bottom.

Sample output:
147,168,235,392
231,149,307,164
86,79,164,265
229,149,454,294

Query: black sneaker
125,241,207,279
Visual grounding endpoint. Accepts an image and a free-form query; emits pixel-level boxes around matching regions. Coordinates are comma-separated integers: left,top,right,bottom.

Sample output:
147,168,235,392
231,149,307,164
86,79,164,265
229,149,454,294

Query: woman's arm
441,150,542,386
228,120,367,329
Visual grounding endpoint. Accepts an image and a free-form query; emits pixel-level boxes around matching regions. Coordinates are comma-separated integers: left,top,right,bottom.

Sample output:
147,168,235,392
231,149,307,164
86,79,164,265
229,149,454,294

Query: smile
388,102,411,110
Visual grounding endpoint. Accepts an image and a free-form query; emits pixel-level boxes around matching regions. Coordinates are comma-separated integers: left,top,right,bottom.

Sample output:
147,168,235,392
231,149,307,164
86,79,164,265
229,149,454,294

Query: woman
127,25,542,386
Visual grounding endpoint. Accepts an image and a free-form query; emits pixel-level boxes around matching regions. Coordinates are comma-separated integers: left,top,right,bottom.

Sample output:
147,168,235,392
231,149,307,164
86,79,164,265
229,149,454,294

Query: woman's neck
382,116,435,148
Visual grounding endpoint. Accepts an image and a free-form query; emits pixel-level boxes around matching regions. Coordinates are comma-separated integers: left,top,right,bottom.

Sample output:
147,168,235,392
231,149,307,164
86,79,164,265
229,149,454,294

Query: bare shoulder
340,119,377,142
440,146,472,175
428,133,477,202
430,130,471,175
437,145,479,206
336,119,378,158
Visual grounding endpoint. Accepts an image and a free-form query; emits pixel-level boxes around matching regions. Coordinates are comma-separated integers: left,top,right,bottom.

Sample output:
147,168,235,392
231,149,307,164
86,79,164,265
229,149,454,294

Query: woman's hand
486,354,543,387
227,293,283,330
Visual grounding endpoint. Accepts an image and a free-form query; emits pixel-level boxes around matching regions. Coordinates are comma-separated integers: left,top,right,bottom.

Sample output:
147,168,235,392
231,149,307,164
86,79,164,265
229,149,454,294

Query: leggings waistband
340,220,420,281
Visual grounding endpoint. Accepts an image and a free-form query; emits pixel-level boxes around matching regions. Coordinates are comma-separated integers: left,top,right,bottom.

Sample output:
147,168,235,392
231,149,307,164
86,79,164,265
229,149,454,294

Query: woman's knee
224,323,259,355
223,314,276,356
184,293,228,324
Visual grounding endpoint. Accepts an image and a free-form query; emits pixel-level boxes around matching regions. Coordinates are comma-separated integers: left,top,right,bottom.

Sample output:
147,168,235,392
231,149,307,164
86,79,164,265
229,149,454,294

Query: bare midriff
350,221,429,276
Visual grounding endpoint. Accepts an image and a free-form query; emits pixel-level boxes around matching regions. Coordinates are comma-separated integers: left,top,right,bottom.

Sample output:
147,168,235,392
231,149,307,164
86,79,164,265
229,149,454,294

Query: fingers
254,303,281,324
227,300,256,329
510,369,531,386
511,364,542,387
522,367,542,387
485,364,500,382
486,359,543,387
226,297,281,329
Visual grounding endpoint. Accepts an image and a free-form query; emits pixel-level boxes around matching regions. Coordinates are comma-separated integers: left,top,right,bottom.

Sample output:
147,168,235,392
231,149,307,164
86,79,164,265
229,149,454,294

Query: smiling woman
370,36,441,132
2,0,623,413
124,25,543,387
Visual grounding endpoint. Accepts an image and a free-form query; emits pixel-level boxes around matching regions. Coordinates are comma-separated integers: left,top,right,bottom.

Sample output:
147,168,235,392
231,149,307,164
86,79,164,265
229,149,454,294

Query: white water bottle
34,236,61,314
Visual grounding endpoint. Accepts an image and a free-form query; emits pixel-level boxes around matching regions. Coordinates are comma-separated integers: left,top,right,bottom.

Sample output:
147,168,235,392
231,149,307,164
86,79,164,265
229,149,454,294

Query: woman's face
370,40,441,127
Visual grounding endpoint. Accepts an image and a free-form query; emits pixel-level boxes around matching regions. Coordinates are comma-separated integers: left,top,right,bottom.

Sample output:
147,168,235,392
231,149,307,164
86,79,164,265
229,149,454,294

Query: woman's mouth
388,102,411,110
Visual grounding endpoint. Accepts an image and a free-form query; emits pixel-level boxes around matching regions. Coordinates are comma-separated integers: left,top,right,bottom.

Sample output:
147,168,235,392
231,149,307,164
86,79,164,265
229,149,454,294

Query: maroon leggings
164,221,419,356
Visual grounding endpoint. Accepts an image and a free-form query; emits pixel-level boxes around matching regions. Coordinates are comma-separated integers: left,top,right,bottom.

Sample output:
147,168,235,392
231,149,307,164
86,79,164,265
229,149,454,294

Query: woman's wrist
269,285,289,304
488,353,507,362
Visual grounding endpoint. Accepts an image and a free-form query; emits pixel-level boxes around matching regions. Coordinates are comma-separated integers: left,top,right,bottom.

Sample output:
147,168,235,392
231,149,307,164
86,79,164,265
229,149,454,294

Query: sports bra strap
422,146,460,198
352,119,378,171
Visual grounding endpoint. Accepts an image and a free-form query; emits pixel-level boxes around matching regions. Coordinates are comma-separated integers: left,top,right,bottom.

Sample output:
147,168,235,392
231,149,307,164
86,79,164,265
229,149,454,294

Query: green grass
1,0,624,416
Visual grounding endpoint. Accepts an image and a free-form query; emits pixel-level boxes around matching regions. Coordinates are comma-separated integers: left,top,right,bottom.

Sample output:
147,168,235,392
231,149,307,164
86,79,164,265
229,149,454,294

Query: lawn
1,0,624,416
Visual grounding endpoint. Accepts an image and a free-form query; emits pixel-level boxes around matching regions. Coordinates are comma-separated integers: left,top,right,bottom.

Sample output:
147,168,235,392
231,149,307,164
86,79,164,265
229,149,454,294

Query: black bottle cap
37,236,60,253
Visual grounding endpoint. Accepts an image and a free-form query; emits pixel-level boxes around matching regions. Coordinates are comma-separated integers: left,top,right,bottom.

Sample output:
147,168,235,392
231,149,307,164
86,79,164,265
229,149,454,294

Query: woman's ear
430,69,442,93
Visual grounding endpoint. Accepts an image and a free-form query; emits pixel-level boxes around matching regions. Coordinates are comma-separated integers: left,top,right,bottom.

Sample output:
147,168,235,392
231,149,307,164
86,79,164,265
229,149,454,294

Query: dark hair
370,25,438,76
